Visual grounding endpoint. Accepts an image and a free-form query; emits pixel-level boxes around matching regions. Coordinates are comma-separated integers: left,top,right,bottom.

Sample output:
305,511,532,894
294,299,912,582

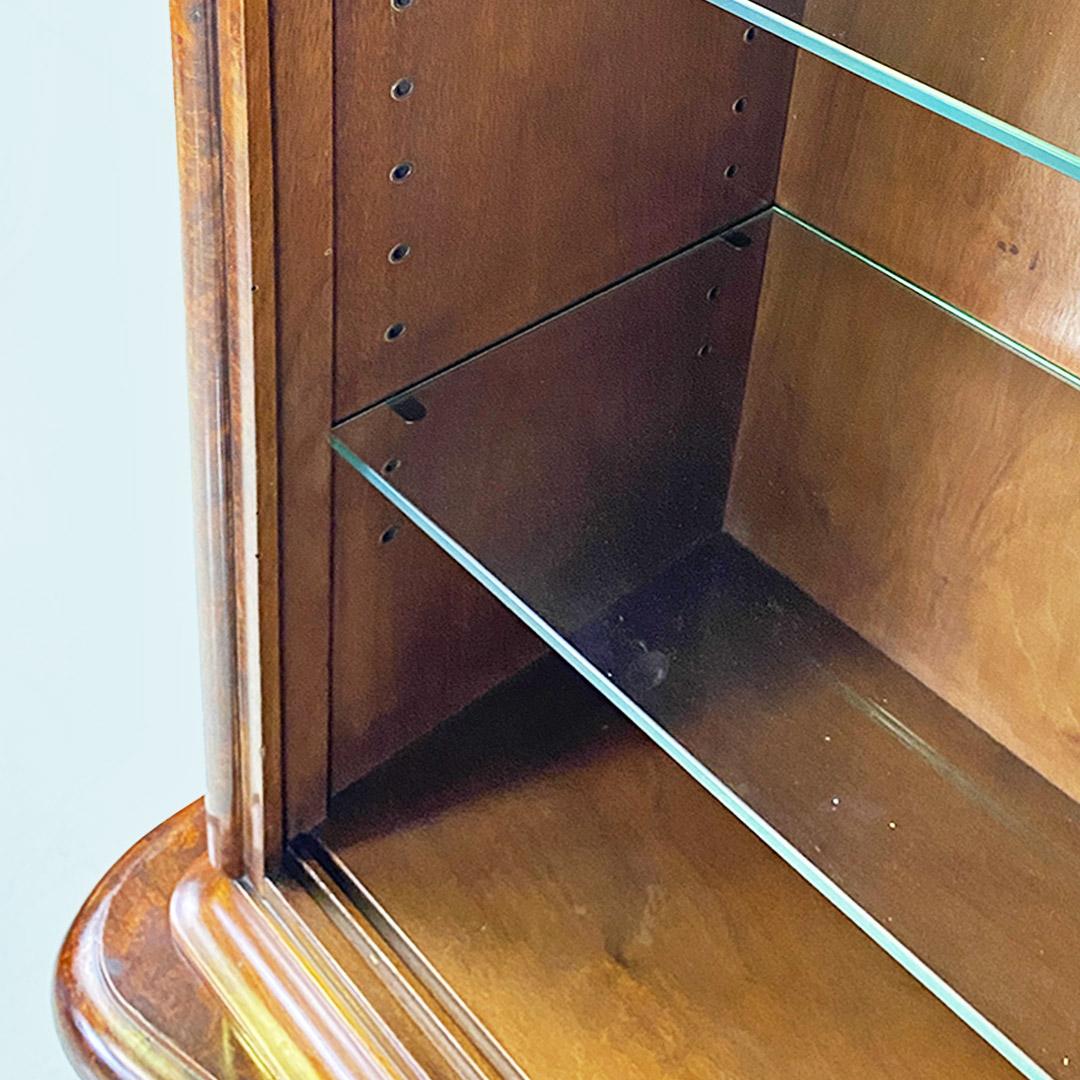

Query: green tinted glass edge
775,208,1080,394
330,435,1049,1080
706,0,1080,183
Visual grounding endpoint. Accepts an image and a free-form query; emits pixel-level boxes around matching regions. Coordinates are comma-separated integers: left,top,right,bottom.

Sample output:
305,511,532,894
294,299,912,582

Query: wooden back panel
332,222,770,791
332,0,799,416
726,213,1080,802
328,7,798,795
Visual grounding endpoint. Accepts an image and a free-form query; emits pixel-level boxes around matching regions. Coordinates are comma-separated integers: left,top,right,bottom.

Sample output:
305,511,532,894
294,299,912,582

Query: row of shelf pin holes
384,0,417,348
696,224,753,362
378,16,759,348
377,16,759,543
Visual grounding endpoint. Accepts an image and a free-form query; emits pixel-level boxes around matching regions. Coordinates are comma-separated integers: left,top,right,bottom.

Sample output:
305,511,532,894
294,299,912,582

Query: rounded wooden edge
52,800,258,1080
169,851,423,1079
53,798,445,1080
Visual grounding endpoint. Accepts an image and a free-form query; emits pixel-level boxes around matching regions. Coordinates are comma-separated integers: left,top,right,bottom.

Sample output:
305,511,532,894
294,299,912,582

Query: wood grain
320,657,1019,1080
779,53,1080,376
54,803,267,1079
331,219,770,793
173,858,451,1078
800,0,1080,154
332,0,798,416
554,531,1080,1077
55,802,478,1080
727,210,1080,802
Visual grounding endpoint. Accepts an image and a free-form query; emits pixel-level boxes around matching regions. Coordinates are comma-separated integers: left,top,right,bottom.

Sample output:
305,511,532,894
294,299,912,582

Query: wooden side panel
800,0,1080,153
726,214,1080,802
332,0,798,416
270,0,335,838
331,476,546,792
332,222,770,793
779,54,1080,375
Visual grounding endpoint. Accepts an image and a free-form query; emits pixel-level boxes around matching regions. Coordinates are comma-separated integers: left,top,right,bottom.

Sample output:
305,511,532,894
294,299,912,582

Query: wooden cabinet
56,2,1080,1077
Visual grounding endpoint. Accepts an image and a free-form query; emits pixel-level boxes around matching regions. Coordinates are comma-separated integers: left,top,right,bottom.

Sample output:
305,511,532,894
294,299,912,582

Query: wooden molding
168,0,283,877
54,803,265,1079
54,802,509,1080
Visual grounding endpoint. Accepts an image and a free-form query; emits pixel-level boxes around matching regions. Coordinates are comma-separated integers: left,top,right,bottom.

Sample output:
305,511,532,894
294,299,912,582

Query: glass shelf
332,208,1080,1080
309,656,1024,1080
704,0,1080,182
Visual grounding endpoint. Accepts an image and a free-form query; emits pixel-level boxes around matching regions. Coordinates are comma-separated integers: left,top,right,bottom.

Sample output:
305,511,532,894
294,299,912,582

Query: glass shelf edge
705,0,1080,183
329,433,1051,1080
776,208,1080,394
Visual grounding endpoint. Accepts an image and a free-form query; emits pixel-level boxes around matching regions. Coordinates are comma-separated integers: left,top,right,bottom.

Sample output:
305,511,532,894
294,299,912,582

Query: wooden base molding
54,802,507,1080
54,804,264,1079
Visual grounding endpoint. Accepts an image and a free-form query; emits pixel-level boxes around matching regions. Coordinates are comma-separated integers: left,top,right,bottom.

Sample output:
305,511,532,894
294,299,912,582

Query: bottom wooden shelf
312,657,1016,1080
56,658,1022,1079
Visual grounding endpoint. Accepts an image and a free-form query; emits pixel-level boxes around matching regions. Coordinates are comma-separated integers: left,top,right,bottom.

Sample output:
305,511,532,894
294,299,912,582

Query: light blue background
0,4,203,1075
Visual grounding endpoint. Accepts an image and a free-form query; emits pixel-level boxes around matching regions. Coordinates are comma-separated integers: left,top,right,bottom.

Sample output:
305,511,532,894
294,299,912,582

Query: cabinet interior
259,3,1080,1077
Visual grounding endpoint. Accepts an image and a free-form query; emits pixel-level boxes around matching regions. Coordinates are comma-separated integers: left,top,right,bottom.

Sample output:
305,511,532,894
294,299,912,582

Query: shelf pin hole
384,322,407,342
744,26,756,42
389,243,412,264
724,164,739,179
391,77,415,100
733,96,749,113
380,525,400,545
390,161,414,183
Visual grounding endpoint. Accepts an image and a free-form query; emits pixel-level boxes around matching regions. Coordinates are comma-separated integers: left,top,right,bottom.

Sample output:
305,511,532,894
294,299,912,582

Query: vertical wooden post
168,0,280,878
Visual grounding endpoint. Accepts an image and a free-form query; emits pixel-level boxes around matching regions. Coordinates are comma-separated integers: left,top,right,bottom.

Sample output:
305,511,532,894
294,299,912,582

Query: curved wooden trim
171,860,414,1078
53,802,457,1080
53,803,264,1080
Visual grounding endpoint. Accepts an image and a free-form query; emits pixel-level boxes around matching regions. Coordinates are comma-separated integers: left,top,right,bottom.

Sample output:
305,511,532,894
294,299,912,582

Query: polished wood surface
570,532,1080,1077
332,0,798,416
170,0,281,876
171,0,342,855
55,801,503,1079
331,220,769,792
800,0,1080,153
727,210,1080,802
319,658,1018,1080
54,803,266,1079
779,53,1080,375
173,861,452,1078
